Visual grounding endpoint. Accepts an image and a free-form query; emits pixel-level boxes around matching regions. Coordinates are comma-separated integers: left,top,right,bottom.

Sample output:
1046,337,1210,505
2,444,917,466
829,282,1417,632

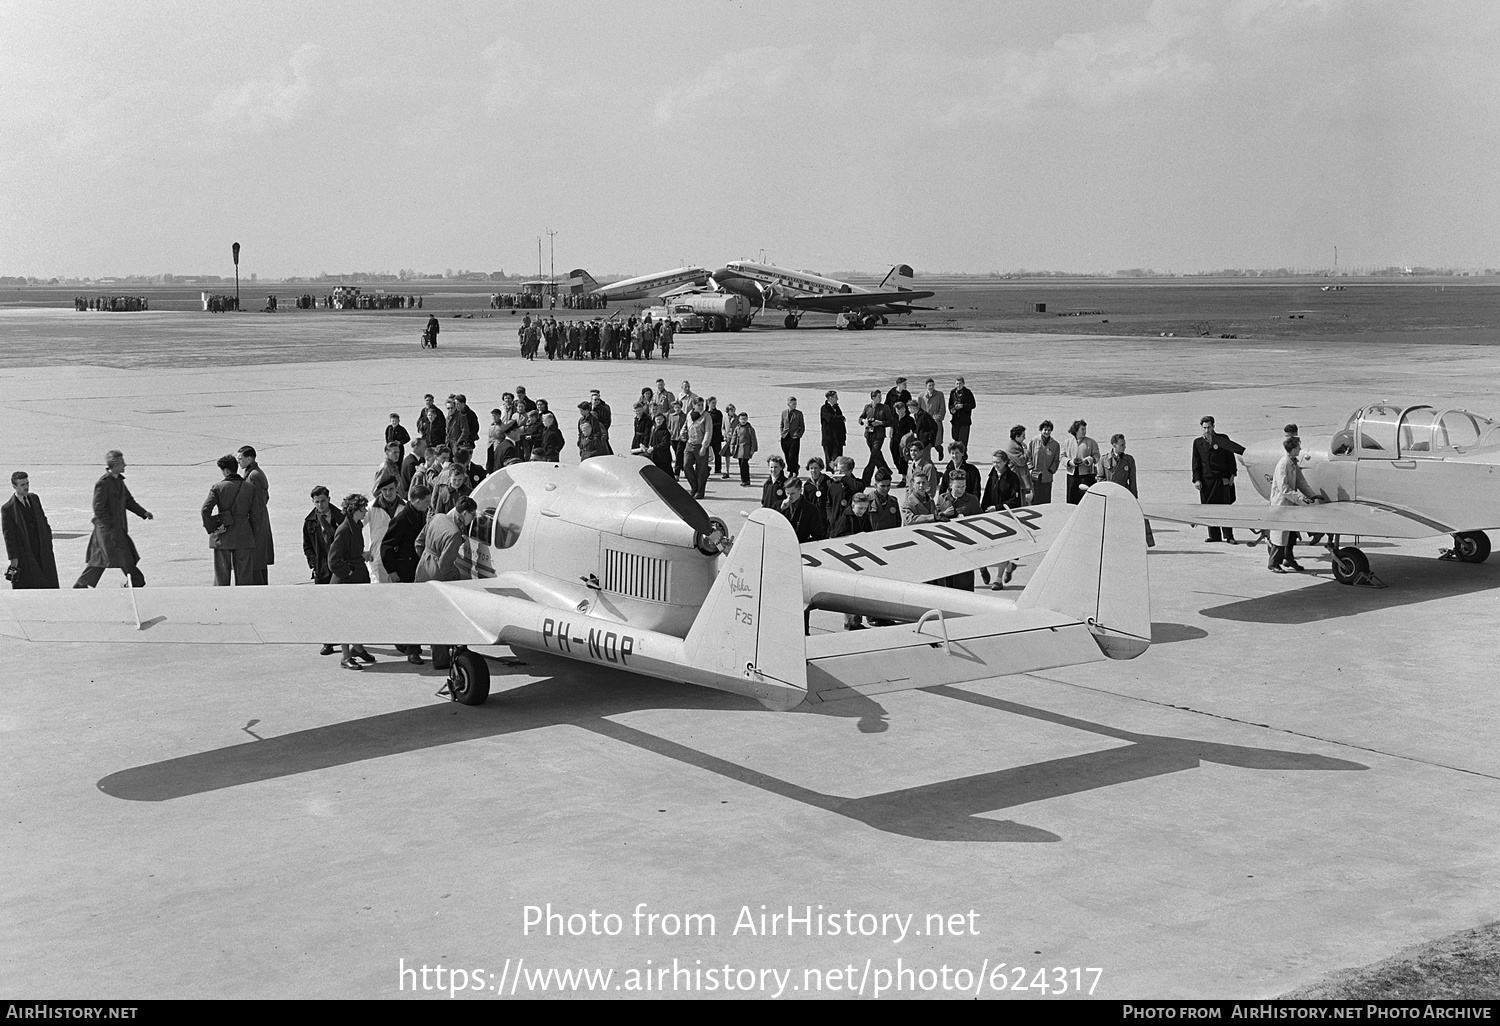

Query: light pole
232,242,240,310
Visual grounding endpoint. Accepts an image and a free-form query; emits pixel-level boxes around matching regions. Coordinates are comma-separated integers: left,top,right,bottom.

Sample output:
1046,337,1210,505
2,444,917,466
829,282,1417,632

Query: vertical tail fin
568,268,599,291
1015,482,1151,658
683,509,808,710
878,263,917,292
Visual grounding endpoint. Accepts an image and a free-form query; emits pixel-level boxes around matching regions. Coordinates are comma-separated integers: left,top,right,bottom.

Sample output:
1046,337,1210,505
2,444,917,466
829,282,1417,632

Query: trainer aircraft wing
799,503,1071,581
0,581,506,646
1140,500,1449,540
785,289,935,313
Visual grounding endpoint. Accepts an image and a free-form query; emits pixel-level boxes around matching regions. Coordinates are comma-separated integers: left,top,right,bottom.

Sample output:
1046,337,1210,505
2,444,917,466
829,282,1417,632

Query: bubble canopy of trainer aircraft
1330,403,1500,458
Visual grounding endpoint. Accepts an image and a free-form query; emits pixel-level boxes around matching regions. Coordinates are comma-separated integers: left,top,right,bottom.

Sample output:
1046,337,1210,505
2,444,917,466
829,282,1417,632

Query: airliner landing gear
440,647,491,705
783,314,799,329
1439,531,1491,563
1325,537,1382,587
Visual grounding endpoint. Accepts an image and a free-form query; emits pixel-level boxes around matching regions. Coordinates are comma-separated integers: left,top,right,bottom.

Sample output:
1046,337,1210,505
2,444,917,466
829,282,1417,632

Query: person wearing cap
237,445,273,584
859,389,895,485
779,396,805,472
365,474,405,584
820,390,846,467
761,455,788,510
1192,415,1246,543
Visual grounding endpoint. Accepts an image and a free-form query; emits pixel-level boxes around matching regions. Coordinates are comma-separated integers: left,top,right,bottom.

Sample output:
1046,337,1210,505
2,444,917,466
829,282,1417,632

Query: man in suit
3,471,59,589
74,450,153,588
201,454,256,586
237,445,274,583
779,396,805,471
1192,415,1247,543
948,376,977,451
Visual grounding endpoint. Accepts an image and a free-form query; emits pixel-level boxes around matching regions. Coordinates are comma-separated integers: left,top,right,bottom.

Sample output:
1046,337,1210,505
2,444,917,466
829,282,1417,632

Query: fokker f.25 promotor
1144,402,1500,586
0,458,1151,709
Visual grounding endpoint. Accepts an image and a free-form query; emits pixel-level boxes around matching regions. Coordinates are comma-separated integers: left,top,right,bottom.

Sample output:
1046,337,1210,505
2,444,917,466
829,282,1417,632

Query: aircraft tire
1453,531,1491,564
1331,546,1370,585
449,650,491,706
784,314,798,329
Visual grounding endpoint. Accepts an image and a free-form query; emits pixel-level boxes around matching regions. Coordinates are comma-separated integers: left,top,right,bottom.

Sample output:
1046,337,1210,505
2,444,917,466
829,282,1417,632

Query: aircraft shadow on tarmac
97,653,1365,843
1200,554,1500,625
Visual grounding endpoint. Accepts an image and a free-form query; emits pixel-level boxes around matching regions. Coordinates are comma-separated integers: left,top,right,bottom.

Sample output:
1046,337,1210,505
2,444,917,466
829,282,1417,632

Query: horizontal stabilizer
804,609,1104,704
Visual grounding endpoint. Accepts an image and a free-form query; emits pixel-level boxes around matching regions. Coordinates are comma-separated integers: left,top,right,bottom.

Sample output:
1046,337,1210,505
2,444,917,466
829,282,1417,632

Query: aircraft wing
804,608,1106,704
0,581,505,646
784,289,936,313
799,503,1072,581
1139,500,1450,540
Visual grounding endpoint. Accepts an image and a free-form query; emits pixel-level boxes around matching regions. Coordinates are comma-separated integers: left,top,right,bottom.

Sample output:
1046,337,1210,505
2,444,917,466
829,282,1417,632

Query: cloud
205,44,322,132
652,44,817,124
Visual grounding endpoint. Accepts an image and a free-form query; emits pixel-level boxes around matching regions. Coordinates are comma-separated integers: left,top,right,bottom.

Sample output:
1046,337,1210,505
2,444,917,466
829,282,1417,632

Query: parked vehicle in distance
643,304,705,333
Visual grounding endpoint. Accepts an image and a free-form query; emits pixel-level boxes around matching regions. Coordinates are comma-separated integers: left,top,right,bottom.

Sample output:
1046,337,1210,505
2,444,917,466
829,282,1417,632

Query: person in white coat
1268,436,1322,573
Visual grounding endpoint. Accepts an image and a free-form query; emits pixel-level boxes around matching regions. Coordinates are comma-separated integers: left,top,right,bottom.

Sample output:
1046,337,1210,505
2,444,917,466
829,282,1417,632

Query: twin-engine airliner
708,261,935,328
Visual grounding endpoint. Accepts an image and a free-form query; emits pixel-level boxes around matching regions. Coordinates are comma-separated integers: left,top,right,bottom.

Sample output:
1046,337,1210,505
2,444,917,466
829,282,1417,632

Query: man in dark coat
3,471,59,589
883,376,912,413
302,484,343,656
948,376,977,450
761,456,789,511
589,389,613,455
202,454,256,586
780,477,827,544
74,450,153,588
1191,415,1247,543
238,445,274,583
381,483,430,664
779,396,805,471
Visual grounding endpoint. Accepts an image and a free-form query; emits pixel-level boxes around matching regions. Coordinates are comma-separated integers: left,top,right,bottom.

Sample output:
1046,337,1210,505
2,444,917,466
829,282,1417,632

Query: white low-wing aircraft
1142,402,1500,586
0,458,1151,708
707,261,936,329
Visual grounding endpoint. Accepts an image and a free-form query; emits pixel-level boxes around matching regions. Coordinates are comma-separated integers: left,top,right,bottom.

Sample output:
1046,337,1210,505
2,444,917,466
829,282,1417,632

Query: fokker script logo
728,572,754,598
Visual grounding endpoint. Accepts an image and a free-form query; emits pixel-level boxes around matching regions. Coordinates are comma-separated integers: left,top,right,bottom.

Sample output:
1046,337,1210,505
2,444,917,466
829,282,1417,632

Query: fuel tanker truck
661,292,753,331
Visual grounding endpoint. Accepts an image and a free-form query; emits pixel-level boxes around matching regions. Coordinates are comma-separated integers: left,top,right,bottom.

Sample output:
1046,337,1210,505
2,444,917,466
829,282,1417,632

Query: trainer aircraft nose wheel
447,648,491,706
1331,546,1370,586
1452,531,1491,563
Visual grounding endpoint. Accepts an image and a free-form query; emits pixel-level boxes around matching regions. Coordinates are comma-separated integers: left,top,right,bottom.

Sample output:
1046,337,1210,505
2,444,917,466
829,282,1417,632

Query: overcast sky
2,0,1497,279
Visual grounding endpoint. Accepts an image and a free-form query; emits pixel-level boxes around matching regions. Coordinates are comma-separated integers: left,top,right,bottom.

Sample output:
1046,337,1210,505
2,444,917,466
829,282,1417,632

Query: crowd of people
490,293,550,309
201,294,239,313
6,362,1301,657
74,295,149,312
328,287,420,310
515,311,677,361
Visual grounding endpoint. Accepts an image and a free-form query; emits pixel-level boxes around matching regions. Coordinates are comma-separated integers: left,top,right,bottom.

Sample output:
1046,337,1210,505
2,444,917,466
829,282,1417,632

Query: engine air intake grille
603,549,669,602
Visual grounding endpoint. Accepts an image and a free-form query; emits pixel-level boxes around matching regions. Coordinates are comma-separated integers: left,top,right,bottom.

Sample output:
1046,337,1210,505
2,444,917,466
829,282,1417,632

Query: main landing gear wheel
446,648,491,706
1331,546,1370,586
1452,531,1491,563
783,314,799,329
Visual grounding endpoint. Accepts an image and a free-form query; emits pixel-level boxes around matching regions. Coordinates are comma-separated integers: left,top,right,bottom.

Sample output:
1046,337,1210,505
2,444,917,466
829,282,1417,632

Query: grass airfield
2,308,1499,999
